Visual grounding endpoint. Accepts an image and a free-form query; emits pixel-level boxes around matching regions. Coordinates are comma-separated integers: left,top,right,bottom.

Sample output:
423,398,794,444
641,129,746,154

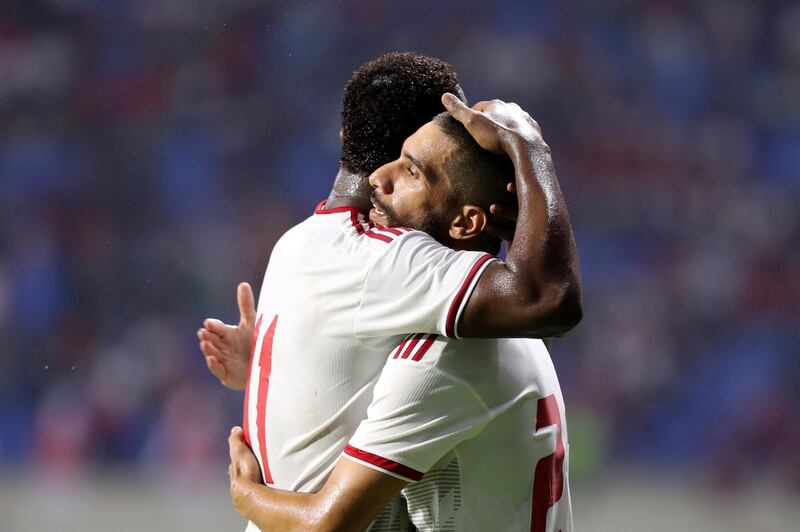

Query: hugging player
200,53,581,531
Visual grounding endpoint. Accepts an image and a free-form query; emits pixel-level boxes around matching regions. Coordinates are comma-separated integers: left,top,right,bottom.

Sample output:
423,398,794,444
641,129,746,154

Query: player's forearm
233,479,320,532
499,136,582,336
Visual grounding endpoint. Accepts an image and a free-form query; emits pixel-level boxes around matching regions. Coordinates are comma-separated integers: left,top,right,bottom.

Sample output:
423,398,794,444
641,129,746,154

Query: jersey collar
314,200,369,217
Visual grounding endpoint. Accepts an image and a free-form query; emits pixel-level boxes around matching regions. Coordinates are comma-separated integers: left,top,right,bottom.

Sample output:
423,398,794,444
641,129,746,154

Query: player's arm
443,94,583,339
197,282,256,390
228,427,407,532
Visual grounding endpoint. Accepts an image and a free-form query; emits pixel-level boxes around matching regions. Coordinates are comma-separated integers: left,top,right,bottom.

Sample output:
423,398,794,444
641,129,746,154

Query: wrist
503,134,548,157
232,476,257,515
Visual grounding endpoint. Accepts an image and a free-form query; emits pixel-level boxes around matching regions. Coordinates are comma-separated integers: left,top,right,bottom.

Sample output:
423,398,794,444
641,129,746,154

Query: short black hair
340,52,462,176
434,112,515,255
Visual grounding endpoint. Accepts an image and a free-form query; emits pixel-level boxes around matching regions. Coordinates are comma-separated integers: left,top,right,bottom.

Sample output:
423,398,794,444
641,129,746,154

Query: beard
371,192,451,243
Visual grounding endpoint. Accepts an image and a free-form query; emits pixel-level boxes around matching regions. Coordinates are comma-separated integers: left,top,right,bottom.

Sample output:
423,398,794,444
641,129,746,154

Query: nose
369,165,393,194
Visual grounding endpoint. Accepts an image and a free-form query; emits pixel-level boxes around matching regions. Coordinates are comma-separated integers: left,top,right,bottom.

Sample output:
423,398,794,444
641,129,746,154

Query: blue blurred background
1,0,798,530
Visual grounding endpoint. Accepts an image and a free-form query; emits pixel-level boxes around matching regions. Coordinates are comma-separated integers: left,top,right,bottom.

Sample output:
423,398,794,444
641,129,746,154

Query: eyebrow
402,151,430,178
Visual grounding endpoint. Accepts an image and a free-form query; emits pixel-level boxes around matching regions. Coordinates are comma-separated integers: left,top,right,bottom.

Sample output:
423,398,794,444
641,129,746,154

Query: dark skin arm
228,427,407,532
443,94,582,338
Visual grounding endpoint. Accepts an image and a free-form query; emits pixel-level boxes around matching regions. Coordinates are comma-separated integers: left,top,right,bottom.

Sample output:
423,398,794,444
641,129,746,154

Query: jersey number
530,394,565,532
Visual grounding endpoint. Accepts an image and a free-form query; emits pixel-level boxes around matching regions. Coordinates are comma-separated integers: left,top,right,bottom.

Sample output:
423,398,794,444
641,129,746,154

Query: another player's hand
442,93,544,155
197,282,256,391
228,426,263,515
486,181,518,243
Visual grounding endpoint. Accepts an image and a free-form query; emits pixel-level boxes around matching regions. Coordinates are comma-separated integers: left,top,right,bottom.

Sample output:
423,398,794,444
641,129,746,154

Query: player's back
243,202,496,494
244,204,406,492
348,336,572,531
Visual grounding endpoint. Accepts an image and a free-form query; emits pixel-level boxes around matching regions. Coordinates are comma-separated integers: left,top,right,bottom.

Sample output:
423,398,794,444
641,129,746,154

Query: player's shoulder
312,201,420,246
386,333,446,365
362,224,456,266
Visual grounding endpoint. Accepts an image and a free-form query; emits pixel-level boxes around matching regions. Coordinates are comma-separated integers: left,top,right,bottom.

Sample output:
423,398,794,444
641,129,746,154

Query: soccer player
200,55,581,529
226,98,575,531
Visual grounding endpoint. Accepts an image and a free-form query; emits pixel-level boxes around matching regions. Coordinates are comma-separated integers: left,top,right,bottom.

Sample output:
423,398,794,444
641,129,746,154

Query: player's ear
449,204,487,242
339,129,344,144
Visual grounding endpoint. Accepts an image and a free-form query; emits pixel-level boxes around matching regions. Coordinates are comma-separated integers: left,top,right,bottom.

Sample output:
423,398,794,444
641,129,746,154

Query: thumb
442,92,469,118
237,282,256,327
229,426,244,457
442,92,472,123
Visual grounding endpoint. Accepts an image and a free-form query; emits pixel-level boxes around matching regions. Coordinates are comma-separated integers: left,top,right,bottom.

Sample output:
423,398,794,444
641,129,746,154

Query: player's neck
325,166,372,212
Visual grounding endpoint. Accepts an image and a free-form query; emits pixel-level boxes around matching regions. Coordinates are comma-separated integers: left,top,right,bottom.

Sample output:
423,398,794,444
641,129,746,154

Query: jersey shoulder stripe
314,200,379,237
398,334,423,359
389,333,439,362
314,202,419,245
364,229,393,243
373,224,412,236
410,334,436,361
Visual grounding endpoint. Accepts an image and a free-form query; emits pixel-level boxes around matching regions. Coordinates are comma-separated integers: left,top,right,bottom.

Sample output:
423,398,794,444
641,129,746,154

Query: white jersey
345,336,572,532
242,202,495,530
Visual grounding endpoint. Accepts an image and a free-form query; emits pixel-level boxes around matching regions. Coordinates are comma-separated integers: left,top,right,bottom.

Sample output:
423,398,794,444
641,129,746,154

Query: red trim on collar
314,200,368,216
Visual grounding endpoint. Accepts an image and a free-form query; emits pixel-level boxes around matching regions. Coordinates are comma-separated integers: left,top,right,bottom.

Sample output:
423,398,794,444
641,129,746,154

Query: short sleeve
343,358,491,482
353,231,496,340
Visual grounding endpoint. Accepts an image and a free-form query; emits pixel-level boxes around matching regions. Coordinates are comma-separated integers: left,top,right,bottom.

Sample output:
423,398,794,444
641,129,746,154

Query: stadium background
1,0,798,530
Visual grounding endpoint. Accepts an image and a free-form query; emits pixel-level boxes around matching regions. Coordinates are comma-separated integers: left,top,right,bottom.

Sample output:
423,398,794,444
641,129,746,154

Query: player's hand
485,181,518,243
197,282,256,391
442,93,544,155
228,426,263,515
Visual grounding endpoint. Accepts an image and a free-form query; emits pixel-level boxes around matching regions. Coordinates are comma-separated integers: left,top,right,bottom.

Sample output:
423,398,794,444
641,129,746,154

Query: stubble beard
371,192,450,243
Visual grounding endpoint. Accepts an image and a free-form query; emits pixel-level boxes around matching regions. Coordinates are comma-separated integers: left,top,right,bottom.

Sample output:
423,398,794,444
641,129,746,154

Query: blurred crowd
1,0,798,489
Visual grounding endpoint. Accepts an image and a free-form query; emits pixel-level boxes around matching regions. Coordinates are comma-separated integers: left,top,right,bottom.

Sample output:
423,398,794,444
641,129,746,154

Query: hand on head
443,94,539,244
442,93,544,155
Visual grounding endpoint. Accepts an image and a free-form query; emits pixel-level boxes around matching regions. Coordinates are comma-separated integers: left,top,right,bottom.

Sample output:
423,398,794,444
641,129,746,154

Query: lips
370,193,392,224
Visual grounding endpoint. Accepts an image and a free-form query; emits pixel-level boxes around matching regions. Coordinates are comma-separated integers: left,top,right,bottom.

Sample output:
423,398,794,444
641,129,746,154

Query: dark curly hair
340,52,463,176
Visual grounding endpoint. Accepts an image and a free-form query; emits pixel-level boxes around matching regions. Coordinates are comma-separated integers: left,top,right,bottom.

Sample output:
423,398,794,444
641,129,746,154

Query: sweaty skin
229,427,406,532
442,95,581,339
225,98,580,531
199,97,580,386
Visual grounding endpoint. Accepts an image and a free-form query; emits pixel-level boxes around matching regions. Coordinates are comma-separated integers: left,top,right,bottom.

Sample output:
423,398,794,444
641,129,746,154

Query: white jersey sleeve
343,350,491,482
353,230,496,341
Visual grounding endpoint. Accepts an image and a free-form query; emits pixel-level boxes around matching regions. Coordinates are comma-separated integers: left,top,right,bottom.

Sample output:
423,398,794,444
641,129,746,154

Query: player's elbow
546,286,582,336
527,283,582,337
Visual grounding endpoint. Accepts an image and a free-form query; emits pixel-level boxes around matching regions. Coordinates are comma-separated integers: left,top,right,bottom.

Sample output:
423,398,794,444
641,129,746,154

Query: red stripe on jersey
349,211,366,235
242,315,263,447
314,200,370,235
256,315,278,484
392,336,411,359
364,230,393,243
411,334,436,361
375,224,403,236
344,445,424,481
445,254,495,338
399,334,423,359
313,200,367,217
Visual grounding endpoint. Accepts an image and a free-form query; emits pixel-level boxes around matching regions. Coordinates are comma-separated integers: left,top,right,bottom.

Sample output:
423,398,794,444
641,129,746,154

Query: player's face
368,122,457,241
